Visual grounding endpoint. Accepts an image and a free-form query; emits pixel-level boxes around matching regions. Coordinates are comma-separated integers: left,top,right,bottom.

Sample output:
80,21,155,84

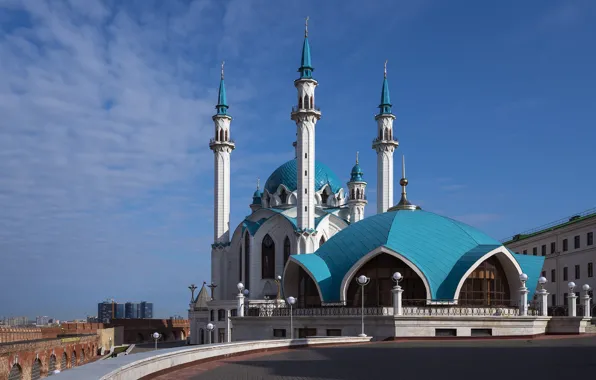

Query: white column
519,284,529,316
568,293,577,317
237,293,245,317
583,285,591,318
538,289,549,317
225,309,231,343
392,286,403,316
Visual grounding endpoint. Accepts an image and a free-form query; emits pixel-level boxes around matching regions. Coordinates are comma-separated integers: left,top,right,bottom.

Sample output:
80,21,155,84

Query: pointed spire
378,60,392,115
298,16,314,79
256,177,260,191
390,155,417,211
356,151,359,164
349,151,364,182
216,60,229,115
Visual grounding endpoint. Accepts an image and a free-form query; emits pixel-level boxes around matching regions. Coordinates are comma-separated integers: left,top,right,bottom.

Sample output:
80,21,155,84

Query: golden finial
305,16,309,37
221,61,225,80
384,60,388,78
356,151,359,164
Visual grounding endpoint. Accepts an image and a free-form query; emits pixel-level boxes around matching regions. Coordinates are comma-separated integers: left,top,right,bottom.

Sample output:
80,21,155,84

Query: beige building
504,208,596,306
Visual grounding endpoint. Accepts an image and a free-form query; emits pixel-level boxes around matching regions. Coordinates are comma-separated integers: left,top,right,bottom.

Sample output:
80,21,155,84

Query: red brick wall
0,327,42,343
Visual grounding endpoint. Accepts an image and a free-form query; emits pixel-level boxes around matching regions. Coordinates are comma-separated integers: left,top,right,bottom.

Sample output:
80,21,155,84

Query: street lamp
152,332,161,351
538,276,547,290
287,296,296,339
206,323,215,344
568,281,576,292
188,284,198,303
355,275,370,337
275,275,282,301
392,272,403,316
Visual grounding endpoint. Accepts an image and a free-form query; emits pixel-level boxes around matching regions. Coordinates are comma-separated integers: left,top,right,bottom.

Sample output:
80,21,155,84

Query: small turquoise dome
291,209,545,303
349,163,364,182
252,189,262,204
264,159,343,194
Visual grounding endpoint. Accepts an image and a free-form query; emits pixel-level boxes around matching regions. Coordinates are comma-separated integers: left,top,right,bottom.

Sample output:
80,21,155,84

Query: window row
520,231,594,256
542,262,594,283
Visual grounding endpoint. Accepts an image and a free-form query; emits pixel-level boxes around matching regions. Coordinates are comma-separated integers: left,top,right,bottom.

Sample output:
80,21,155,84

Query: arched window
279,188,288,203
319,235,326,246
61,352,67,370
31,359,41,380
351,188,355,200
261,234,275,279
239,246,243,283
304,95,309,109
321,189,329,205
459,256,511,306
49,354,56,374
310,95,314,109
298,267,321,307
224,130,228,141
284,236,291,265
389,129,392,140
347,254,426,307
8,364,21,380
244,233,251,290
219,129,224,141
298,96,303,109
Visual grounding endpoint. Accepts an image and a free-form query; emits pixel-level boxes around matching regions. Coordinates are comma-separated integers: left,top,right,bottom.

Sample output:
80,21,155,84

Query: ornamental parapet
211,242,231,249
208,139,235,151
294,228,317,236
372,137,399,150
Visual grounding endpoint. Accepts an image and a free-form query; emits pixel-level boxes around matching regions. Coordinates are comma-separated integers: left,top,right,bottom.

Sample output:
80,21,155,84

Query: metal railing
548,304,588,317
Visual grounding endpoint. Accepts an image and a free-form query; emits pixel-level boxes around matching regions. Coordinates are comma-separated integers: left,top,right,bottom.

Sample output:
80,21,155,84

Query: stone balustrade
54,336,372,380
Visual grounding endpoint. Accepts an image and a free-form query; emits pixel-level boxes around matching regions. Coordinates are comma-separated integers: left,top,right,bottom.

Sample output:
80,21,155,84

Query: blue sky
0,0,595,320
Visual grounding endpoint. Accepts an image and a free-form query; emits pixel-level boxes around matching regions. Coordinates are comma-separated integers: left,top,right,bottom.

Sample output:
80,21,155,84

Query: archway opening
459,256,511,306
346,253,426,307
71,351,77,367
298,267,321,308
49,354,56,373
61,353,67,370
31,359,41,380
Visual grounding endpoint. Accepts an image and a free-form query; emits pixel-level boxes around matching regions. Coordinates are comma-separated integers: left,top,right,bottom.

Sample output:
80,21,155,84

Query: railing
372,137,399,145
291,106,321,113
548,304,588,317
242,299,540,318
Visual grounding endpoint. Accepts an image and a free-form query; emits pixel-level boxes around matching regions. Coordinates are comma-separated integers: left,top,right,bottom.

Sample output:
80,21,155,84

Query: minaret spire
389,155,417,211
372,60,399,214
347,151,367,223
291,17,321,251
216,61,228,115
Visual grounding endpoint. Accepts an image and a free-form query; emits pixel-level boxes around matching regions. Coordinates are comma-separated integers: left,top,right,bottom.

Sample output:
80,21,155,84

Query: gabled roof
193,284,210,310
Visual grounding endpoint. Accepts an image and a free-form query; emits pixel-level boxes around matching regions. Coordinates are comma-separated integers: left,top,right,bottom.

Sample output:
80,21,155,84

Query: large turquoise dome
290,209,544,303
264,159,343,194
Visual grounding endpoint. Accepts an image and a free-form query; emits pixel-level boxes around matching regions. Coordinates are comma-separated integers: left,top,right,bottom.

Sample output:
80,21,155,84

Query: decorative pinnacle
256,177,260,190
384,60,388,78
305,16,309,37
402,155,406,179
221,61,225,80
356,151,359,164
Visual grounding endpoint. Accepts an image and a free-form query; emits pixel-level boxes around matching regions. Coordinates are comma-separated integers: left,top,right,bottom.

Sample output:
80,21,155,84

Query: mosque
189,19,550,343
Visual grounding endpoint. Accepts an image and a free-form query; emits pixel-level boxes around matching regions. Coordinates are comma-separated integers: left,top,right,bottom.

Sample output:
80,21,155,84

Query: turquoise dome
252,189,262,204
349,163,364,182
291,209,545,303
264,159,343,194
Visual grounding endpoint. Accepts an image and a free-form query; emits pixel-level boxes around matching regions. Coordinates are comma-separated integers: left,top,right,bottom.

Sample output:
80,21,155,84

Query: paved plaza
152,336,596,380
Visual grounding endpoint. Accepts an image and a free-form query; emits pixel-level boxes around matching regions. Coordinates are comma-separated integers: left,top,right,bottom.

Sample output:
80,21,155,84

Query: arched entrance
49,354,56,373
297,267,321,308
346,253,426,307
8,364,21,380
458,256,511,306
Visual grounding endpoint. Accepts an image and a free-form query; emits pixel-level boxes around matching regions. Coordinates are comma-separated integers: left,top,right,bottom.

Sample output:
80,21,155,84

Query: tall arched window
459,256,510,306
262,234,275,279
304,95,309,109
279,188,288,204
224,130,228,141
321,189,329,205
284,237,291,266
347,254,426,307
219,129,224,141
298,267,321,308
238,246,243,283
310,95,314,109
319,235,326,246
351,188,355,200
298,96,303,109
244,233,250,291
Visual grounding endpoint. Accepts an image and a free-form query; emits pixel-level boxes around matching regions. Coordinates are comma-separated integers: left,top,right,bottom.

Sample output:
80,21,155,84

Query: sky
0,0,595,320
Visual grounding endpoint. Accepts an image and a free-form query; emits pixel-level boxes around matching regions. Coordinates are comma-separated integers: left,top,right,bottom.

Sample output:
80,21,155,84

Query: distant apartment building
504,208,596,306
2,316,29,326
35,316,50,325
98,300,154,321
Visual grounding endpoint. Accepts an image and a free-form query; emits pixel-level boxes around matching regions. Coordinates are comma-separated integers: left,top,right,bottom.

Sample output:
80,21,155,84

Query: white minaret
347,152,368,223
372,61,399,214
291,17,321,240
209,62,234,298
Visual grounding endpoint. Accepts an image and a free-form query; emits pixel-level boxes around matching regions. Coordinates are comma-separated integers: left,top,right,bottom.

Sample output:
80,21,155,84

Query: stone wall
0,334,100,379
107,319,190,344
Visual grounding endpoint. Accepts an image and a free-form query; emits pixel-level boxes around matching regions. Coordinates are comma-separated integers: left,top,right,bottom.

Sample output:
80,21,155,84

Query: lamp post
519,273,528,316
568,282,577,317
537,276,548,316
237,283,245,317
275,275,282,302
152,332,161,351
582,284,591,318
391,272,403,316
355,275,370,337
287,296,296,339
206,323,215,344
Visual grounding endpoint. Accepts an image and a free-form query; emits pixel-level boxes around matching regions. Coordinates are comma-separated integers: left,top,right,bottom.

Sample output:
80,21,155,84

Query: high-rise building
124,302,138,319
140,302,153,318
97,301,113,323
99,300,154,320
35,316,50,325
115,303,125,319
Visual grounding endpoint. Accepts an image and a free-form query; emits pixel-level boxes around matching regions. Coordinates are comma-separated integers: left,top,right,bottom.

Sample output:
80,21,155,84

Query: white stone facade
373,114,398,214
504,211,596,306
